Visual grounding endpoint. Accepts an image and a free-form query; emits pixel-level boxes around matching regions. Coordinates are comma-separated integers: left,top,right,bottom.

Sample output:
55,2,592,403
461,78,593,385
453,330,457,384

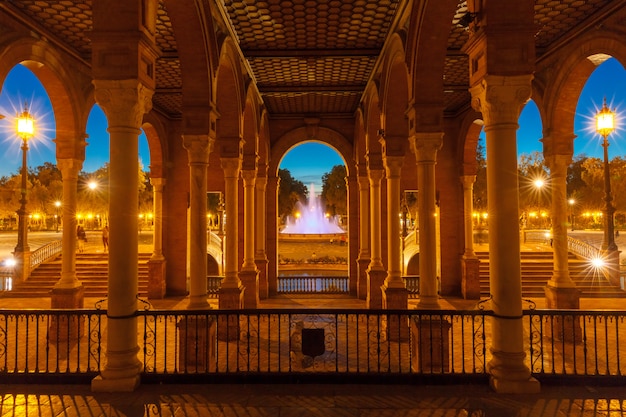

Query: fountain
281,184,345,235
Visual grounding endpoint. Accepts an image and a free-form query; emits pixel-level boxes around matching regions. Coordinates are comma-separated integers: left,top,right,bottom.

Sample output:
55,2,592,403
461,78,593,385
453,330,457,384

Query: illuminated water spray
281,184,344,234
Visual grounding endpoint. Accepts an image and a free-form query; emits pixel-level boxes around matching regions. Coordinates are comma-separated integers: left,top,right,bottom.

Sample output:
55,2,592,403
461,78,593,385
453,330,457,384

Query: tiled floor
2,382,625,416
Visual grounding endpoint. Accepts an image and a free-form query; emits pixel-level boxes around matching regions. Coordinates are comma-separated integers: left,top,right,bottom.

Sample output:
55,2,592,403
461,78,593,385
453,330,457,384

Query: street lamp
54,200,61,232
533,178,545,228
15,103,34,255
596,98,617,251
568,198,575,231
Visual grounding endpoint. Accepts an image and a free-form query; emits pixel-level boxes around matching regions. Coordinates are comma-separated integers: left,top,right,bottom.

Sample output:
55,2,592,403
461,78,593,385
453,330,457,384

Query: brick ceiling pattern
2,0,619,117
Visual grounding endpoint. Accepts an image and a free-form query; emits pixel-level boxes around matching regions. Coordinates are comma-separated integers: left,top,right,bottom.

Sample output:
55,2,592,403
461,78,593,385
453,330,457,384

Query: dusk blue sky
0,58,625,190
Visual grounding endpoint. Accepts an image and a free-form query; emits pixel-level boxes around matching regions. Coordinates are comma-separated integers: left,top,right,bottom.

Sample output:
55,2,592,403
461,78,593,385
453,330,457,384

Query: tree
321,165,347,216
473,137,487,211
277,169,307,222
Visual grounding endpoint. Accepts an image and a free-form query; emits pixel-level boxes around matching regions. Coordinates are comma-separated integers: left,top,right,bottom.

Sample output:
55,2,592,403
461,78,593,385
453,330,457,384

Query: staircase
2,253,151,298
477,251,626,298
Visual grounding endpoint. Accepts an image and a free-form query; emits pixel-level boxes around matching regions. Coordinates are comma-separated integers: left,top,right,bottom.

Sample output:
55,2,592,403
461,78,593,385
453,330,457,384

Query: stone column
240,169,259,308
183,135,213,309
356,170,370,300
266,175,279,295
461,175,480,299
147,177,166,299
219,157,244,309
91,79,153,392
544,154,580,341
255,174,269,299
366,167,386,309
51,158,84,308
410,133,443,308
382,156,408,309
470,74,539,393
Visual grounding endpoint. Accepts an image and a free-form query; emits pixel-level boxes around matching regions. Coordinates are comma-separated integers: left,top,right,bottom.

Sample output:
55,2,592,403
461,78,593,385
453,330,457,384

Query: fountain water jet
281,184,344,234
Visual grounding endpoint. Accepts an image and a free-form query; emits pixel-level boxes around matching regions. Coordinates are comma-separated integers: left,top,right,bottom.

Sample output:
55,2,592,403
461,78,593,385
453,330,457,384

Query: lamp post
14,103,34,281
533,178,545,229
596,98,617,252
54,200,61,232
568,198,575,231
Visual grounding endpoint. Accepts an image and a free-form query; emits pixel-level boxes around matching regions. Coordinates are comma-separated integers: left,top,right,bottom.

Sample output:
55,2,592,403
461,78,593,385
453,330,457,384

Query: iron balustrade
0,306,625,384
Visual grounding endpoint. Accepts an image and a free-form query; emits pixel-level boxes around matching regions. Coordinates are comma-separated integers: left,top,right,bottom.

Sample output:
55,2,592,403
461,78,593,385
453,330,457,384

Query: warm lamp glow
596,98,615,138
533,179,544,189
16,104,35,141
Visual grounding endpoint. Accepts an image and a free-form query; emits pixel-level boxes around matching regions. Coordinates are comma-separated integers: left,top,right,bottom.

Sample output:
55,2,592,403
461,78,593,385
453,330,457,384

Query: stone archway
267,125,357,297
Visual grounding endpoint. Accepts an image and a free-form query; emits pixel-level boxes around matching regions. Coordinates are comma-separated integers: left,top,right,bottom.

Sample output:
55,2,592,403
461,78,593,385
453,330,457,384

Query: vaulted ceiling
0,0,620,119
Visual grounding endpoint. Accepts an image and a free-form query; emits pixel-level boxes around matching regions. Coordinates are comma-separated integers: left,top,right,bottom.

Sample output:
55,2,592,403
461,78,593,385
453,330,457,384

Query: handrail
566,235,601,260
29,240,63,270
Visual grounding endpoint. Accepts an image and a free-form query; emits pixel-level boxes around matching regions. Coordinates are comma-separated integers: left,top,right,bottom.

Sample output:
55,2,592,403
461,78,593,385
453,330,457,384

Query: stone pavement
2,381,626,416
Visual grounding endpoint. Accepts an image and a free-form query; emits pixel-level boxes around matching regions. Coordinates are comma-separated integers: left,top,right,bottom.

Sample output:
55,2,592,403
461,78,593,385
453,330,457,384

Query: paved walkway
2,381,625,416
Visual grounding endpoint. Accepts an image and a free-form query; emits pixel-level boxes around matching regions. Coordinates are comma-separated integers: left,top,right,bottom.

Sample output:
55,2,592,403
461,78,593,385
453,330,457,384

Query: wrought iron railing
277,276,349,294
207,276,223,298
403,276,419,298
0,306,624,383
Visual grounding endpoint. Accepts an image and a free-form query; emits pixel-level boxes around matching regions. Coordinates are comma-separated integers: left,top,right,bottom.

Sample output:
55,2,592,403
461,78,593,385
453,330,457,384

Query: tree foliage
321,165,347,216
277,168,307,221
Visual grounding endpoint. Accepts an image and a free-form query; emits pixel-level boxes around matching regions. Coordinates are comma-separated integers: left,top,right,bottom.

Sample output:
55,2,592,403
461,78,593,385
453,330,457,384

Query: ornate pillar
410,133,443,308
51,158,84,308
461,175,480,299
366,167,386,309
240,169,259,308
382,156,408,309
255,173,269,299
183,135,213,309
470,74,539,393
356,168,370,300
91,79,153,392
147,177,166,299
219,157,244,309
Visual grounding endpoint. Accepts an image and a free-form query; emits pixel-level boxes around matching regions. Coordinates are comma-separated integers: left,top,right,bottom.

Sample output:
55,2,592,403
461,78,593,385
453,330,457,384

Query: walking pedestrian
102,225,109,252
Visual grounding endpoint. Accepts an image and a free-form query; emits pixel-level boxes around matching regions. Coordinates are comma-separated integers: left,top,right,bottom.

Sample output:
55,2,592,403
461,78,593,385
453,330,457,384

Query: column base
147,258,167,299
490,376,541,394
91,374,141,392
461,256,481,299
357,257,370,300
410,317,451,372
218,284,244,342
177,316,216,372
239,269,259,308
366,268,386,309
602,249,621,288
545,285,582,343
50,285,85,343
488,351,540,394
255,257,269,299
12,250,31,283
382,284,409,342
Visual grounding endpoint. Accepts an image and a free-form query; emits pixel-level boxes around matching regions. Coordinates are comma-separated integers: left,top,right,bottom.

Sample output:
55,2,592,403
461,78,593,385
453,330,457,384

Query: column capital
383,155,403,179
469,74,533,125
93,79,154,128
368,168,385,183
183,134,214,165
544,153,572,174
150,177,166,189
409,132,443,162
221,157,242,179
241,168,257,184
461,175,476,188
56,158,83,179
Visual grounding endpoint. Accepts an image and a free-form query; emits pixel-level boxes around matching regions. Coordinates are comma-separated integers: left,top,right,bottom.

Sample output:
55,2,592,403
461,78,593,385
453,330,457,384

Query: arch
538,31,626,157
215,38,247,147
165,0,218,133
269,127,355,178
378,33,410,149
457,110,485,177
142,112,169,179
0,37,93,160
